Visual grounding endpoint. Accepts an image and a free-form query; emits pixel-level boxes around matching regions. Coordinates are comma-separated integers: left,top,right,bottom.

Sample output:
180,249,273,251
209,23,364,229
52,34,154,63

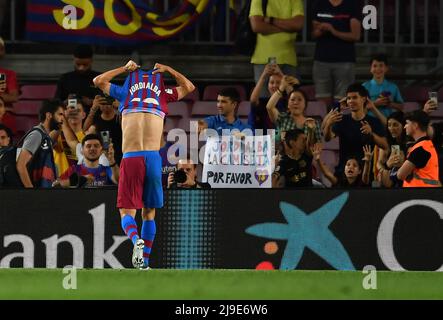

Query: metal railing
2,0,442,49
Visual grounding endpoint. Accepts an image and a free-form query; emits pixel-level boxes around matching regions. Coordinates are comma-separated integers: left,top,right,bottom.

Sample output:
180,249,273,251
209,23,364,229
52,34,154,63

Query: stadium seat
15,115,38,137
314,149,339,187
299,85,316,101
12,100,43,116
168,101,190,118
402,102,420,113
237,101,251,117
19,84,57,100
182,87,200,102
191,101,217,116
402,85,431,103
202,85,247,101
306,101,327,120
428,103,443,119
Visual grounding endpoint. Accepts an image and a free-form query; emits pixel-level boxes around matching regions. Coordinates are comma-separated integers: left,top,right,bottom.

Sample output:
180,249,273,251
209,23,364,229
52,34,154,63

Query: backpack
0,126,47,187
234,0,268,56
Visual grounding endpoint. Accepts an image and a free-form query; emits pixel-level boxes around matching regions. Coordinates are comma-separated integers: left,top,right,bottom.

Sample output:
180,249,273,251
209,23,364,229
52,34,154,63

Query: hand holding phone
429,92,438,105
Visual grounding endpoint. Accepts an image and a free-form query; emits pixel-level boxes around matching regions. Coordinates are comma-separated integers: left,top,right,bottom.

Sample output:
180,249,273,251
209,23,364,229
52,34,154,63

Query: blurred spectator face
216,95,237,116
344,158,362,179
268,74,282,94
0,129,10,147
177,160,197,181
74,57,93,74
404,120,416,137
0,98,5,117
286,133,306,153
49,107,65,131
387,118,403,139
346,92,366,112
370,60,388,80
83,139,103,162
287,91,306,116
100,102,114,114
66,102,86,123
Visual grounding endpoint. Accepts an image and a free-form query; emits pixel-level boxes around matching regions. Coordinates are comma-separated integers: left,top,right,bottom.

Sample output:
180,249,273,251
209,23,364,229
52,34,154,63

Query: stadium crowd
0,0,442,189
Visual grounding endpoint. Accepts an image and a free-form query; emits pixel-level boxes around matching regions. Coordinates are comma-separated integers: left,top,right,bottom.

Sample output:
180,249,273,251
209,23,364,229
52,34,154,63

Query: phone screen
391,145,400,155
68,99,77,108
100,131,110,149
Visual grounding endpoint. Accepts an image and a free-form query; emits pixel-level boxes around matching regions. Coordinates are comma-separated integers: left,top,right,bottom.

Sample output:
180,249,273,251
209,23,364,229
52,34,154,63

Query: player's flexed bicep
94,60,139,96
152,63,195,101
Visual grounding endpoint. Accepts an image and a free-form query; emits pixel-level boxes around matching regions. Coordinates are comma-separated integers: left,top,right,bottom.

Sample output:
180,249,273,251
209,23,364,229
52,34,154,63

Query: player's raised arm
152,63,195,100
93,60,139,95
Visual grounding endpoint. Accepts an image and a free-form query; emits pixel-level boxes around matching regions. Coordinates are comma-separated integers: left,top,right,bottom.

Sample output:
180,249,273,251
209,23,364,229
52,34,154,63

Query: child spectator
313,144,372,187
363,54,404,118
272,129,315,188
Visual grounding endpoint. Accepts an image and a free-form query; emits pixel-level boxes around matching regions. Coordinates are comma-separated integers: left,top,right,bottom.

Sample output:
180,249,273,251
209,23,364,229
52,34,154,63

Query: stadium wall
0,189,442,271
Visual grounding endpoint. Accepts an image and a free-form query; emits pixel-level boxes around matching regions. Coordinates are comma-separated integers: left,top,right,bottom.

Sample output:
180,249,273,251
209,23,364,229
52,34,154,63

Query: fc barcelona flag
26,0,217,46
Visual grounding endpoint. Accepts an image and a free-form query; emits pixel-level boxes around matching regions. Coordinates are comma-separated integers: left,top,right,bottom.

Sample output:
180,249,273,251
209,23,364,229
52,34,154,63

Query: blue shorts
117,151,163,209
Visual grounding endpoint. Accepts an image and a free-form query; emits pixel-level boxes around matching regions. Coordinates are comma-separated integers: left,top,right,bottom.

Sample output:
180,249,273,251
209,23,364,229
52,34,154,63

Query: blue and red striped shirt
109,69,178,118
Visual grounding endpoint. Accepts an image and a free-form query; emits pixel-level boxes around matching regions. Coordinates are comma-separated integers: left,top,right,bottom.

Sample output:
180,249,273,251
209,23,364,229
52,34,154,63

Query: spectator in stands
377,111,408,188
0,37,19,111
167,158,211,189
311,0,362,107
52,99,87,178
0,96,16,134
313,143,371,187
249,0,304,97
0,123,12,147
249,63,286,131
55,44,100,111
198,87,251,136
57,134,119,187
16,99,64,188
272,129,314,188
424,99,443,183
363,54,404,118
266,76,322,145
397,110,440,187
323,83,388,176
83,94,123,164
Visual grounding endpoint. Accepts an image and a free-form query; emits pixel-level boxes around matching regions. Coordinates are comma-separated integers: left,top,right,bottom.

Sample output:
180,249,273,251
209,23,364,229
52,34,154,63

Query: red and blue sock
141,220,156,267
121,215,139,245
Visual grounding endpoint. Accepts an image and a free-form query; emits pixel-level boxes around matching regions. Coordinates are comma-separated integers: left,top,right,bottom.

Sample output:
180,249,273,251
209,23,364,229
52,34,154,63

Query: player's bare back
121,112,163,153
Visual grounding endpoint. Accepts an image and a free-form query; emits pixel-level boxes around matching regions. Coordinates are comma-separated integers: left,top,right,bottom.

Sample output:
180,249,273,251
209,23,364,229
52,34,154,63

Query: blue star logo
245,192,355,270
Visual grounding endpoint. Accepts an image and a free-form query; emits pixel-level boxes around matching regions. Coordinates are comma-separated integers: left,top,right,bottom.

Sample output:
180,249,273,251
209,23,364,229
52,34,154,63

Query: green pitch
0,269,442,299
